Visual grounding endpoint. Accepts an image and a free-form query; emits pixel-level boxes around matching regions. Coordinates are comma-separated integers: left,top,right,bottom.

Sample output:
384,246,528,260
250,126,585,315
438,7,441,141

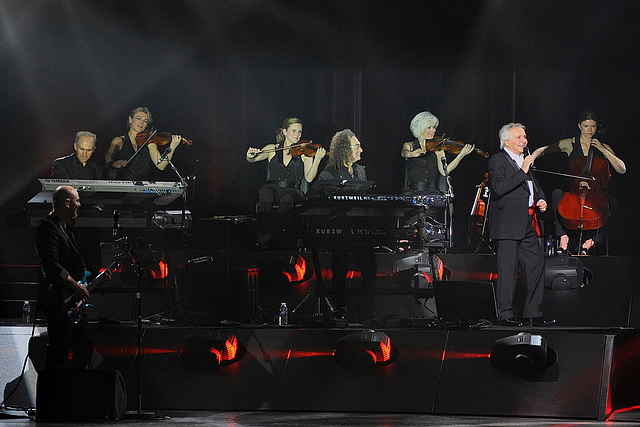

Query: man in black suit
51,131,103,179
36,185,109,369
488,123,555,327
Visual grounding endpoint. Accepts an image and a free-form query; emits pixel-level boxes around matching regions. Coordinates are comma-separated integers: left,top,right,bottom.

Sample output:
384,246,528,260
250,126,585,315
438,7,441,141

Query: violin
425,135,489,158
289,141,325,157
557,146,610,231
467,173,490,248
135,129,193,146
258,140,326,157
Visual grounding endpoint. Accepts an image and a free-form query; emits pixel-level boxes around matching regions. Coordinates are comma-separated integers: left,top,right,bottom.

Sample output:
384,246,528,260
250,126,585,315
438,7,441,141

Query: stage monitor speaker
36,368,127,421
544,256,636,327
433,280,498,323
544,254,590,290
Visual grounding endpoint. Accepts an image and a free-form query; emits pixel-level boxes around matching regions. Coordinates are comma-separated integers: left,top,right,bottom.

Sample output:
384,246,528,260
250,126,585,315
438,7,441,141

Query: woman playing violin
246,117,326,212
531,110,626,254
105,107,184,181
401,111,475,195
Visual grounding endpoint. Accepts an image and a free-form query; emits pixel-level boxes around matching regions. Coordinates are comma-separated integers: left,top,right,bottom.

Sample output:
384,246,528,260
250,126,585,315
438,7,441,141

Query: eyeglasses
350,144,361,149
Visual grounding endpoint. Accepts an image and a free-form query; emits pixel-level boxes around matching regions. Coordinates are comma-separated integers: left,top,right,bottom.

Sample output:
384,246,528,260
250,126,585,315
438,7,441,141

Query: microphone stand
162,155,190,231
441,156,454,250
123,238,156,419
113,207,155,419
124,150,189,419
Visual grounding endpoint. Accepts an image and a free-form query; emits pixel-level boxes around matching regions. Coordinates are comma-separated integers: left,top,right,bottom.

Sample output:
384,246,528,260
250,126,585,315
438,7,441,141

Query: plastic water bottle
22,300,31,324
278,302,288,326
546,236,555,257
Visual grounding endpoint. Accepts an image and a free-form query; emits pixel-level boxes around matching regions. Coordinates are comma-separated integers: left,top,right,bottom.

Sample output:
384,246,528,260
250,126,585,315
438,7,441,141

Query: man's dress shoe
497,317,523,327
523,316,557,326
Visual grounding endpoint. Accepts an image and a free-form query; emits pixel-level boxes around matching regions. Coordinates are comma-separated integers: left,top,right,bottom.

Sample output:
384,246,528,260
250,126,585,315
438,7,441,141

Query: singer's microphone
523,147,534,173
157,146,172,164
112,210,120,237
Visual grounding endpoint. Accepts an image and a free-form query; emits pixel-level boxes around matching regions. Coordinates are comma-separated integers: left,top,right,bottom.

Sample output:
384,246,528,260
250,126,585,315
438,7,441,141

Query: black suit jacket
318,163,367,181
36,213,86,291
487,150,545,240
51,154,103,180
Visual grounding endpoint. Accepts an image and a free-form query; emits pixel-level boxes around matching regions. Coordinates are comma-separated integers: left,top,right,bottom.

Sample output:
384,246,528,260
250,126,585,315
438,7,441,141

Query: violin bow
126,129,157,163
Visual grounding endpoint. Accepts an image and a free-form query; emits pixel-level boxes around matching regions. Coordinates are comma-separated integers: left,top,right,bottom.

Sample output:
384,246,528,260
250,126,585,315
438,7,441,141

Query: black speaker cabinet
36,368,127,421
433,280,498,322
544,254,588,290
174,263,258,325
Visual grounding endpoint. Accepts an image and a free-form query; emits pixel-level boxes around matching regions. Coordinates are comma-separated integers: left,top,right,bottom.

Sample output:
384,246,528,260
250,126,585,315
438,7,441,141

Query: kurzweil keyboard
297,194,447,248
304,193,447,209
28,179,185,206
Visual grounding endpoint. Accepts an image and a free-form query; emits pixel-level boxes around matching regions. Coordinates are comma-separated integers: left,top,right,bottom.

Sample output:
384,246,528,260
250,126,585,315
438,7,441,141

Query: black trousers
41,287,94,370
257,183,303,212
495,219,545,320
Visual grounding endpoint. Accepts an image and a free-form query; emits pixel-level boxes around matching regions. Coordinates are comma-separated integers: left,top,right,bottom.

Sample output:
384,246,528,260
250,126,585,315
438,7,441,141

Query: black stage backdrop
1,0,639,264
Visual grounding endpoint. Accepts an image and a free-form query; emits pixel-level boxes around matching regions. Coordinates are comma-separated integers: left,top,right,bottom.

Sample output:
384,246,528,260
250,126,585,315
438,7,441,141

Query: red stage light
158,255,169,279
333,330,394,372
378,336,391,362
210,333,238,362
180,331,243,372
282,254,307,283
435,259,444,281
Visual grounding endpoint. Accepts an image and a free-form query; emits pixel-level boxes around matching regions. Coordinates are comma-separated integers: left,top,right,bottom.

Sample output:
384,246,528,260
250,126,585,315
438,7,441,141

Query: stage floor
1,409,640,426
3,323,640,424
2,255,640,423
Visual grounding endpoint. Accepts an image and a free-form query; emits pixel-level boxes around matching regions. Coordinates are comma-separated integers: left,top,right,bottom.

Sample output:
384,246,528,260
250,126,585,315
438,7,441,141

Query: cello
557,146,610,231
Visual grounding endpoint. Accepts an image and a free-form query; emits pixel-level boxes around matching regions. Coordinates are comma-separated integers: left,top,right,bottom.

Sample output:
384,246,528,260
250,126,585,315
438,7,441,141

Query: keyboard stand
291,241,342,325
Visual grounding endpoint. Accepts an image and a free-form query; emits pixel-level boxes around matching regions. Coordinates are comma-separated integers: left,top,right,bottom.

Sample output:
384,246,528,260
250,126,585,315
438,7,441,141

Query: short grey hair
410,111,440,139
74,131,97,146
498,123,525,149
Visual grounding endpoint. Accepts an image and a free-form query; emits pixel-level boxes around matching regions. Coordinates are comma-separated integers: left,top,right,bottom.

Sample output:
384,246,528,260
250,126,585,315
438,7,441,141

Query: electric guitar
62,260,119,324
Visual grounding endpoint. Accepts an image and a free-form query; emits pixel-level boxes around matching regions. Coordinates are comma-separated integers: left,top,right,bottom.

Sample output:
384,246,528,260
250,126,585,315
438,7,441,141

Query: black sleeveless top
267,147,305,188
404,139,440,193
114,134,152,181
568,136,606,165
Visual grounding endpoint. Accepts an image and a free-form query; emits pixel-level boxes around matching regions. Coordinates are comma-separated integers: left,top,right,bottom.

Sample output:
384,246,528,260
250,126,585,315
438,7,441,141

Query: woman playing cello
531,111,626,254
